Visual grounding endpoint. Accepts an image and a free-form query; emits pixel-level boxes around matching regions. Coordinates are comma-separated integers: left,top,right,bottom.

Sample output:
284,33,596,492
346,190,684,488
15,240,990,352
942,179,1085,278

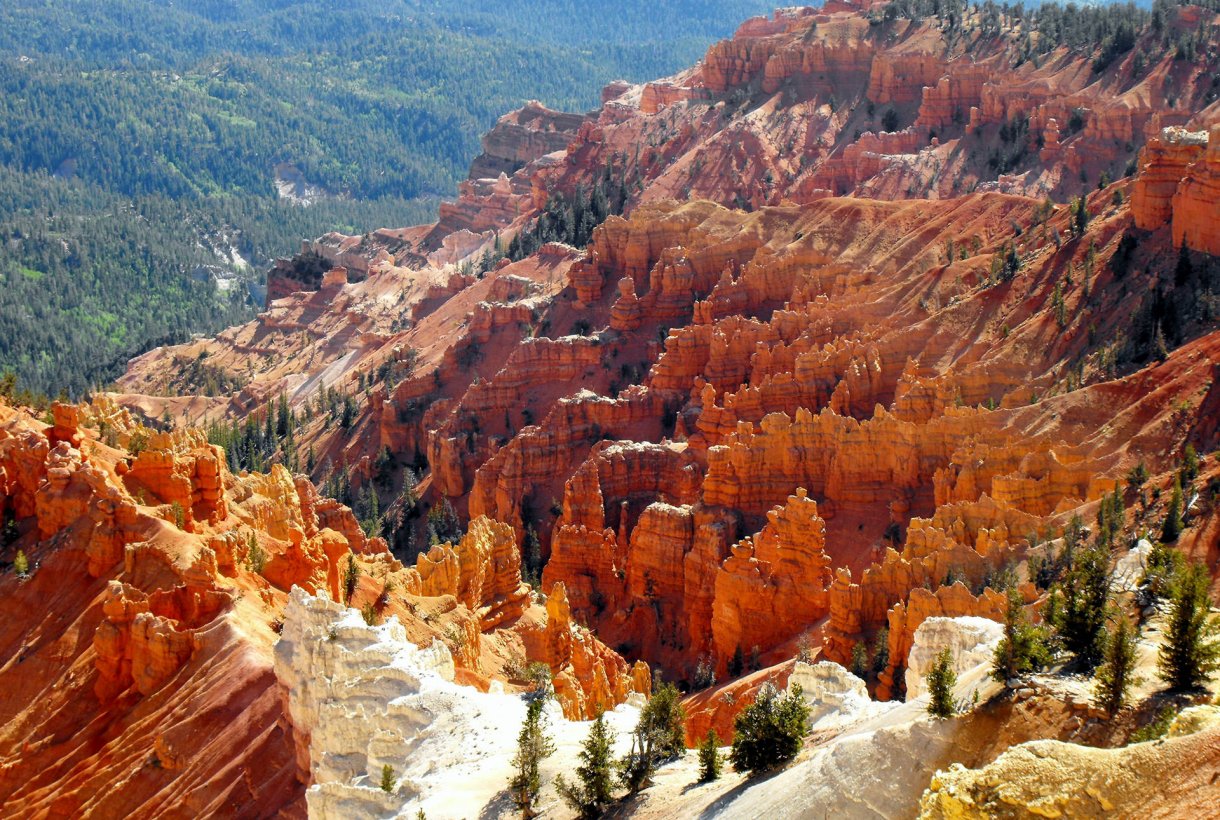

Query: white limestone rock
905,616,1004,700
787,661,885,730
274,587,639,819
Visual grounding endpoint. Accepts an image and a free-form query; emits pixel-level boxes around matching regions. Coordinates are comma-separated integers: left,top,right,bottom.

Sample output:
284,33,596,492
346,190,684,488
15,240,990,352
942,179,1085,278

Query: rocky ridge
0,396,643,815
10,1,1220,817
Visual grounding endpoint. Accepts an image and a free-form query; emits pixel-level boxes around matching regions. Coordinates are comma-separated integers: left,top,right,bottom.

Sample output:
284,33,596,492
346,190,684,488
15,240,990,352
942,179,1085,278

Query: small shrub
1130,704,1178,743
170,501,185,530
523,662,553,699
1139,541,1185,607
13,549,29,577
343,553,360,605
728,645,744,677
361,603,380,626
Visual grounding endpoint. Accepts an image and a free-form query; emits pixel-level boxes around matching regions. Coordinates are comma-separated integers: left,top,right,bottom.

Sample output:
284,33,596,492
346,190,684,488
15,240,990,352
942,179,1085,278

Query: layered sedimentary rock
468,101,588,180
903,615,1004,699
87,6,1220,813
274,587,645,818
920,708,1220,819
1171,124,1220,256
0,395,646,814
0,401,309,816
1132,127,1210,229
710,489,831,668
408,516,530,628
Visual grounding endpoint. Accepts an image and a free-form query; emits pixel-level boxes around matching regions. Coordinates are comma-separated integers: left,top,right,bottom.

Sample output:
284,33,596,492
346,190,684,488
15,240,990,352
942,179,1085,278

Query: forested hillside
0,0,771,396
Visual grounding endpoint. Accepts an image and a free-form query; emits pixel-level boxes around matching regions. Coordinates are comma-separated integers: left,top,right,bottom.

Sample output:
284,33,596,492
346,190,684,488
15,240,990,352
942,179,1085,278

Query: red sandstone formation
1133,124,1220,256
0,397,644,811
468,100,590,181
90,0,1220,784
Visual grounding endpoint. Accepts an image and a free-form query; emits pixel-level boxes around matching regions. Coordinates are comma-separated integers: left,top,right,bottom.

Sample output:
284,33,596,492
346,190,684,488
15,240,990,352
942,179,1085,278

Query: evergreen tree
1094,611,1139,716
1127,460,1149,493
697,729,721,782
340,394,358,429
872,627,890,675
1162,476,1184,542
510,697,556,818
246,533,267,574
343,552,360,605
850,641,868,678
427,498,463,546
275,392,291,438
1158,563,1220,691
1139,540,1185,606
13,549,28,577
522,525,543,588
728,683,810,774
619,681,685,792
380,764,396,794
1181,443,1200,484
556,713,616,819
1072,195,1090,237
926,648,957,718
991,587,1053,684
1053,540,1111,670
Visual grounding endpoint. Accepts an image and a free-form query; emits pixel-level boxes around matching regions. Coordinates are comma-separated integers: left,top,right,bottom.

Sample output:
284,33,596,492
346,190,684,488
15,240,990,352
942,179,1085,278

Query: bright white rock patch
274,588,640,819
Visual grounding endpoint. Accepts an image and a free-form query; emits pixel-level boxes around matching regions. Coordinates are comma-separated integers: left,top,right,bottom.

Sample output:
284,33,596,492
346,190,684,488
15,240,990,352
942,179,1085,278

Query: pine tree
1162,476,1184,542
1053,540,1111,670
697,729,721,782
926,648,957,718
728,683,810,774
850,641,868,678
1158,563,1220,691
1094,611,1139,716
1140,541,1185,606
872,627,890,675
380,764,396,794
1127,460,1149,493
1181,443,1199,484
510,698,556,818
246,532,267,574
13,549,28,577
619,681,685,792
343,552,360,605
522,525,542,588
556,713,615,819
1072,195,1090,237
991,587,1053,684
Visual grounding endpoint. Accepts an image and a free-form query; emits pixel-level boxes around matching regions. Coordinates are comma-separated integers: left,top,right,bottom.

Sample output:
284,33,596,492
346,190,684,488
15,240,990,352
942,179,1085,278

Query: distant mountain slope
0,0,773,396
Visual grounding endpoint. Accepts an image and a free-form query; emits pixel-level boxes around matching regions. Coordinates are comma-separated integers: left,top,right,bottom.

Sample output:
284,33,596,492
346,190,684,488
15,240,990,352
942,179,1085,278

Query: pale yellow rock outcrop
918,706,1220,819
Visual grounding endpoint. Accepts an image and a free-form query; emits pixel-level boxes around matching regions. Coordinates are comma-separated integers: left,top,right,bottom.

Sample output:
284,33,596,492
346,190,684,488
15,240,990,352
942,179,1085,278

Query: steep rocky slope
0,398,644,816
6,1,1220,817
